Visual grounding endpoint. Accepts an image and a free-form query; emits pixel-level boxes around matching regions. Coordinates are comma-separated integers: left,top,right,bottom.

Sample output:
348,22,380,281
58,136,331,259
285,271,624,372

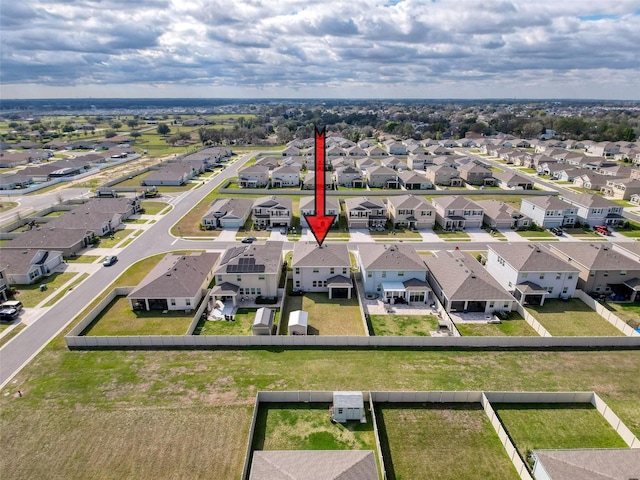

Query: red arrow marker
304,126,336,246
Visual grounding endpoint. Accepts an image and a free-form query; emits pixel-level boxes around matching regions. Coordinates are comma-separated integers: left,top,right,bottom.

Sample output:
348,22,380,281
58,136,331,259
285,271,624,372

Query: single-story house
0,248,64,285
201,197,254,229
474,199,531,230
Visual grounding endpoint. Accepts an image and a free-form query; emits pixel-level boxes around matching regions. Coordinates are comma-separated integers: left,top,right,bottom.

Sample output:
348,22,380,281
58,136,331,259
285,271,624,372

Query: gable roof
386,194,434,211
203,197,254,220
431,195,482,211
550,243,640,271
128,252,219,298
533,448,640,480
250,450,378,480
359,244,426,271
492,170,532,184
474,199,525,221
522,196,574,210
292,242,350,268
299,195,339,211
253,196,292,211
215,241,283,275
489,244,578,273
343,196,385,211
560,193,619,209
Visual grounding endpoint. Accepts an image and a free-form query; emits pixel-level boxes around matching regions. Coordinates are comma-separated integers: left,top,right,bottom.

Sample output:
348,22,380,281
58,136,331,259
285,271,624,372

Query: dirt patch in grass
378,403,519,480
369,314,440,336
526,299,624,336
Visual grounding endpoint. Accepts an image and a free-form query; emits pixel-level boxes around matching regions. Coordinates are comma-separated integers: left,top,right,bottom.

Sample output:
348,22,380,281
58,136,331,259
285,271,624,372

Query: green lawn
195,308,280,336
369,314,440,336
455,313,539,336
601,302,640,327
281,292,364,335
378,404,519,480
526,299,624,336
252,403,376,452
616,221,640,238
495,404,628,465
0,322,26,348
82,296,194,336
562,227,603,238
516,230,557,239
13,272,78,307
141,201,169,215
96,229,136,248
43,273,90,307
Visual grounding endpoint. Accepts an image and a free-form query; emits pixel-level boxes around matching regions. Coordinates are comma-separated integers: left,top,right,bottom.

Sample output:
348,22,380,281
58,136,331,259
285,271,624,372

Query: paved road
0,154,251,387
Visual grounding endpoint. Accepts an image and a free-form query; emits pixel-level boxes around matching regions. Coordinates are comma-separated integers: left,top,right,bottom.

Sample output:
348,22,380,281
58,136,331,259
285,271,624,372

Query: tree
104,130,117,138
157,123,171,135
126,119,138,128
111,121,122,129
276,126,293,144
620,127,637,142
130,130,141,139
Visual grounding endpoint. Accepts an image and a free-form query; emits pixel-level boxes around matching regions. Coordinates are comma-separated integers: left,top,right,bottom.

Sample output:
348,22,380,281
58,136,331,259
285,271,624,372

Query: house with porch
270,164,301,188
386,194,435,230
363,165,398,189
492,171,534,190
406,153,433,170
549,243,640,300
211,241,283,307
457,162,494,186
559,193,625,227
432,196,484,230
251,196,292,227
292,243,352,298
486,244,579,306
358,244,431,305
520,196,578,228
424,251,516,314
299,196,340,229
334,165,364,188
0,248,64,285
397,170,433,190
344,196,387,229
381,156,406,171
201,197,254,229
474,199,531,230
127,252,219,311
425,165,462,186
600,178,640,200
238,164,269,188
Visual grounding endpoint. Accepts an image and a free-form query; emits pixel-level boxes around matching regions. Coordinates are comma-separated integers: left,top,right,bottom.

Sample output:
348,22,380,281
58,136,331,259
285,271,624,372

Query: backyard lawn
455,313,539,336
601,302,640,327
526,299,624,336
82,296,194,336
377,404,519,480
494,403,628,466
13,272,78,307
369,314,440,336
281,292,364,335
195,308,280,335
252,403,376,452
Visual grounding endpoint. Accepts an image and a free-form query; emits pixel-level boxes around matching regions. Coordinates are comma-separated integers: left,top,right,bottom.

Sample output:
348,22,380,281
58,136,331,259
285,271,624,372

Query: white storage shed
331,391,365,423
252,307,274,335
288,310,308,336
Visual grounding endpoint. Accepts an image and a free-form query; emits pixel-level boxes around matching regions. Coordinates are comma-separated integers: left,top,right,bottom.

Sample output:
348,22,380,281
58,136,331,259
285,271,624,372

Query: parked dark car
0,307,20,321
549,227,563,236
290,289,305,296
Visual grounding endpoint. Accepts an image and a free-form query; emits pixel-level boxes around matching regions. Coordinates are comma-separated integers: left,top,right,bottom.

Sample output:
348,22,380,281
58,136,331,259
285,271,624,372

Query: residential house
474,199,531,230
326,145,346,157
281,145,301,156
492,171,534,190
252,196,292,227
303,172,333,190
365,165,399,189
386,194,435,230
292,242,352,298
334,166,364,188
457,162,494,186
238,165,269,188
486,244,579,306
141,163,195,186
0,268,7,302
299,196,340,229
426,145,450,156
345,145,366,157
127,252,219,311
532,449,640,480
431,155,458,168
380,156,406,171
572,172,611,191
520,196,577,228
365,146,387,157
424,251,516,314
211,241,283,306
344,196,386,229
384,140,407,155
425,165,462,186
0,173,32,190
549,243,640,300
254,156,280,170
0,249,64,285
432,196,484,230
330,157,354,170
250,451,378,480
406,153,433,170
559,193,625,227
397,170,433,190
598,164,633,177
2,227,94,257
201,197,254,229
601,178,640,200
270,164,301,188
358,244,431,304
588,142,620,157
356,157,378,170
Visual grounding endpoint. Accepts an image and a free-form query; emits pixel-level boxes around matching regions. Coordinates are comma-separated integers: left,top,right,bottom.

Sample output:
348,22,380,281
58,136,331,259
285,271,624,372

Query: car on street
241,237,257,244
103,255,118,266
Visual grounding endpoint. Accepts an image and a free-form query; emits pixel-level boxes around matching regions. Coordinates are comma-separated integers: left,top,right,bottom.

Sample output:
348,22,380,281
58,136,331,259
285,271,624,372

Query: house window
218,275,223,282
562,287,568,294
547,287,553,293
295,281,300,287
186,299,191,306
503,302,509,309
489,301,495,308
251,288,256,295
295,268,300,275
330,268,335,274
621,270,627,275
367,272,372,278
398,271,404,277
237,275,242,282
312,281,317,287
343,268,348,274
539,274,545,280
382,271,386,278
256,288,261,295
568,274,573,279
170,299,176,306
595,285,601,291
239,288,244,295
589,272,595,277
604,271,608,277
522,273,528,278
259,275,265,280
556,273,561,280
313,268,319,273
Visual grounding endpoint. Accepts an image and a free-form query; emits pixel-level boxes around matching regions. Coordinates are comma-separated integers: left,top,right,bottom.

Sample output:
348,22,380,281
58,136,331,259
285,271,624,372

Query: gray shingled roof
386,194,434,211
474,199,523,222
532,448,640,480
523,196,574,210
299,195,339,211
424,253,514,301
0,249,62,275
250,450,378,480
560,192,618,209
292,242,350,268
203,197,254,220
343,196,385,211
215,241,283,275
128,252,219,298
4,227,90,250
431,195,481,211
489,244,578,273
550,243,640,271
358,244,426,271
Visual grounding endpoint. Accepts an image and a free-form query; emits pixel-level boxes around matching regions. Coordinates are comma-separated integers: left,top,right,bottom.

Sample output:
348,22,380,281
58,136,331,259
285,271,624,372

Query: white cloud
1,0,639,98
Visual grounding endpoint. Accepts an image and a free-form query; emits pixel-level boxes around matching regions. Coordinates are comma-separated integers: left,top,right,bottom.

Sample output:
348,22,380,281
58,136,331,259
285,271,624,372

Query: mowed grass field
526,299,625,336
378,404,520,480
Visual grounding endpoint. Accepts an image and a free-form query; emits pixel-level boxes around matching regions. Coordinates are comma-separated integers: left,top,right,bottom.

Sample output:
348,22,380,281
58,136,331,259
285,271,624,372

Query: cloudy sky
1,0,639,99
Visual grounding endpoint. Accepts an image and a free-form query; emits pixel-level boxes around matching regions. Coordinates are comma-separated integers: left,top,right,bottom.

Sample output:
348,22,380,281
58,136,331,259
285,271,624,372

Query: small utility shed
331,391,365,423
288,310,308,336
252,307,274,335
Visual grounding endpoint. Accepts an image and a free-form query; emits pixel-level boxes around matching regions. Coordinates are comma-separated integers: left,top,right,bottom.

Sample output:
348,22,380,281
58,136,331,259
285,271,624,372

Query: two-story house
365,165,399,189
344,196,387,229
549,243,640,300
292,243,352,299
486,244,579,306
334,166,364,188
211,241,283,306
457,162,494,186
520,197,577,228
386,194,435,230
252,196,292,228
432,196,484,230
425,165,462,186
601,178,640,200
299,196,340,229
270,164,301,188
358,244,431,304
238,164,269,188
406,153,433,170
559,193,624,227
